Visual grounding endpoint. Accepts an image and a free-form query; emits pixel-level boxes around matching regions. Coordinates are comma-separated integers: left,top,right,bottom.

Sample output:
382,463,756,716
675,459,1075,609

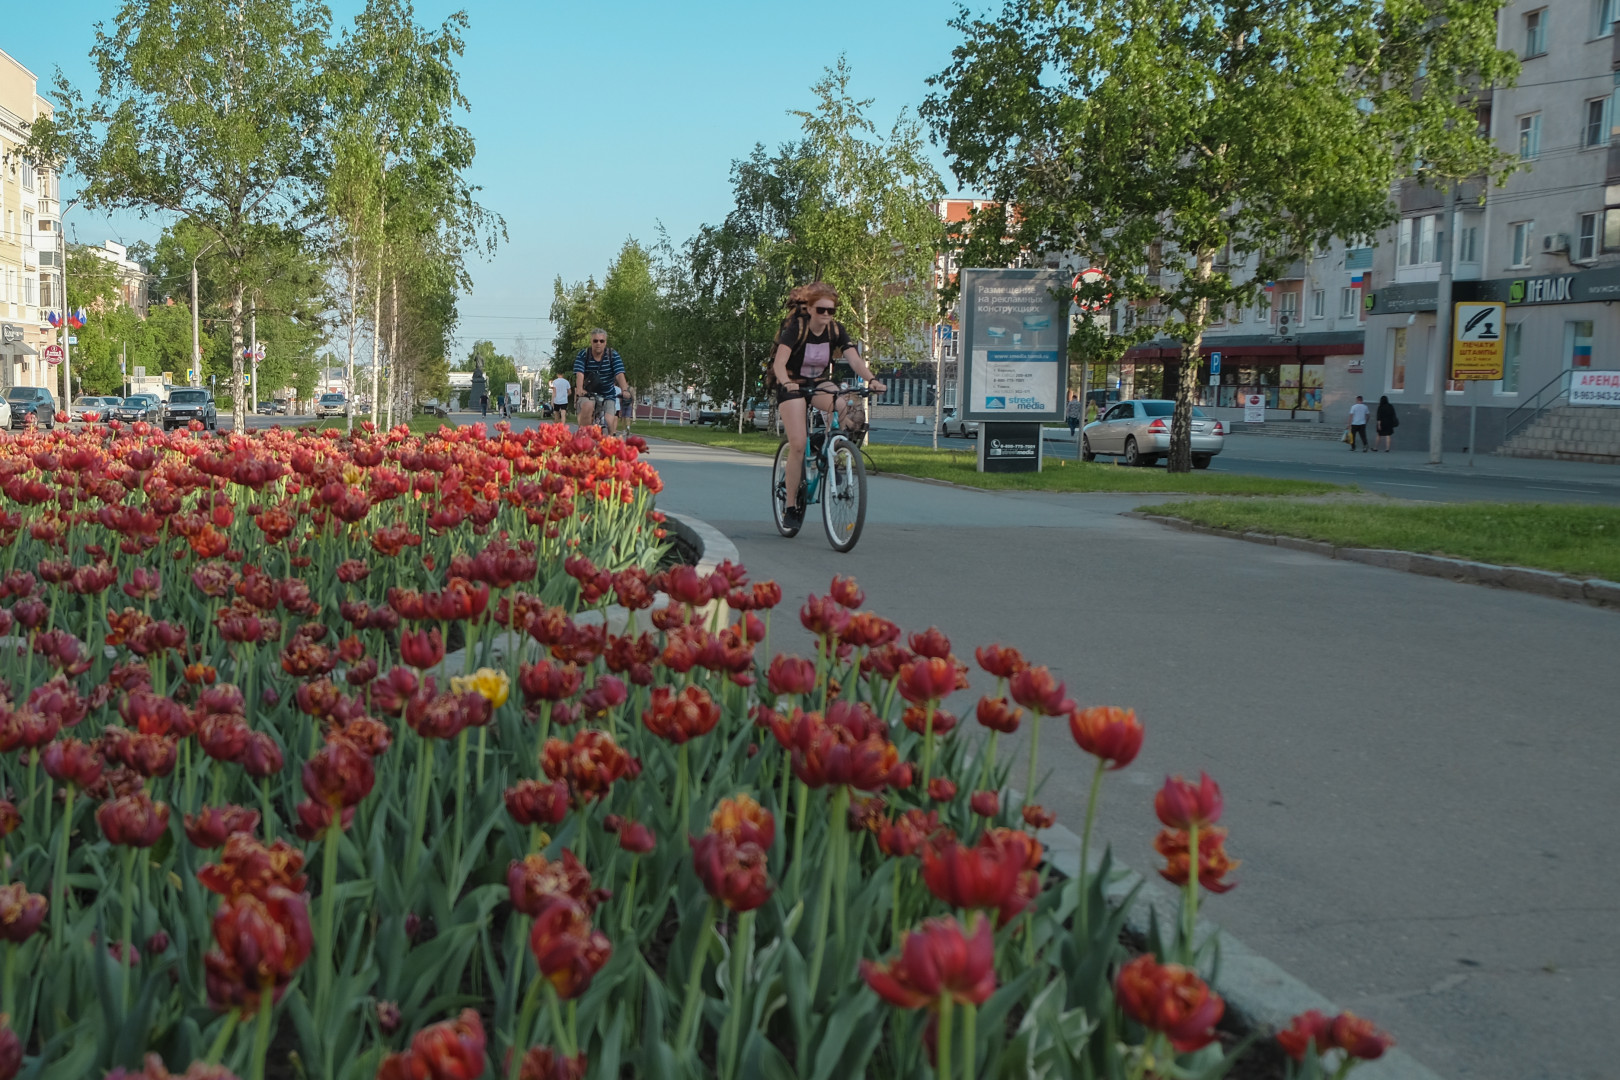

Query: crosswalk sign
1452,302,1505,381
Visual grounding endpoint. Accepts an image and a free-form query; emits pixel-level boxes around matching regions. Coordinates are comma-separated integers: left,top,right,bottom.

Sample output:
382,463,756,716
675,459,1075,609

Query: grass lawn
1139,499,1620,580
314,415,448,435
636,423,1343,496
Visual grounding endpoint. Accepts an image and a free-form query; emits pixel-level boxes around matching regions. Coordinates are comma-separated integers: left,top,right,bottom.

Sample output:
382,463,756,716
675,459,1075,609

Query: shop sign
0,324,22,345
977,422,1042,473
1570,370,1620,406
1243,393,1266,423
1451,302,1505,380
959,268,1068,424
1507,276,1573,304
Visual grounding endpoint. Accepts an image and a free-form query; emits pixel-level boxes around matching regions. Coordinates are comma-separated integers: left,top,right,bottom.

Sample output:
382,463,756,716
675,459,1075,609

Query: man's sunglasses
591,339,606,344
814,305,836,314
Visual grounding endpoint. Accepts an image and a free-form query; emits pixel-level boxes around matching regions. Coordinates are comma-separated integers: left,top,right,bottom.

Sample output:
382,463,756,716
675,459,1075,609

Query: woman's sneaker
783,504,803,529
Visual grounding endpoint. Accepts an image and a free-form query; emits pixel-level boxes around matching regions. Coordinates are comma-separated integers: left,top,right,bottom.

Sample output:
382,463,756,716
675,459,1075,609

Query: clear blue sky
22,0,972,365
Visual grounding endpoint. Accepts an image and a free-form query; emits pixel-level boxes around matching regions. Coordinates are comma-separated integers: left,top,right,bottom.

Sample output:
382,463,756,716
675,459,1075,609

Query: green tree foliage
34,0,332,431
924,0,1518,470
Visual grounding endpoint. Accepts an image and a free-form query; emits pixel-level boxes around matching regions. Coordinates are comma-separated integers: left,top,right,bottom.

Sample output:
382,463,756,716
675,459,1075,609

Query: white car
316,393,349,418
0,398,10,429
939,408,978,438
70,395,122,422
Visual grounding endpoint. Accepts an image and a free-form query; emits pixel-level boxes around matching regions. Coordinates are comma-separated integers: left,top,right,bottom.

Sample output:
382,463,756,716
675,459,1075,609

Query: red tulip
691,833,773,912
1331,1012,1395,1060
641,685,720,744
97,791,171,847
541,729,636,805
0,882,48,942
1068,706,1143,769
798,594,849,638
240,732,285,778
518,660,582,703
708,793,775,848
0,801,18,837
828,574,865,608
860,914,996,1009
507,850,596,916
974,643,1027,678
1154,826,1239,893
406,690,490,741
1155,772,1223,829
969,790,1000,818
791,720,908,792
921,834,1035,924
0,1021,20,1079
766,654,817,696
1114,954,1225,1052
504,779,570,827
1009,666,1068,716
908,627,952,659
203,886,313,1013
528,896,613,999
41,737,104,789
896,657,956,705
511,1046,588,1080
409,1008,487,1080
184,805,262,849
400,627,445,670
974,696,1023,734
876,809,949,858
927,778,957,802
616,820,655,854
301,737,376,811
370,666,420,716
1021,804,1057,829
1276,1009,1334,1062
197,835,308,902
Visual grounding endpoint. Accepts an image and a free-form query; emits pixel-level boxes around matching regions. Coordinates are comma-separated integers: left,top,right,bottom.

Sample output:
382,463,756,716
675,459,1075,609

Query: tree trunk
345,236,358,430
230,283,247,433
1168,250,1214,472
386,273,398,429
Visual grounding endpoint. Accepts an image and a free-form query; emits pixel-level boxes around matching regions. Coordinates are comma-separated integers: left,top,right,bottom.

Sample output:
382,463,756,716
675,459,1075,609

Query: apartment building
1358,0,1620,452
82,240,151,317
0,48,55,393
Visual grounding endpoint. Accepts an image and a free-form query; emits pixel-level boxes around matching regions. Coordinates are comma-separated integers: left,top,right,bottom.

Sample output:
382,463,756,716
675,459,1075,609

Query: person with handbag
1375,395,1399,452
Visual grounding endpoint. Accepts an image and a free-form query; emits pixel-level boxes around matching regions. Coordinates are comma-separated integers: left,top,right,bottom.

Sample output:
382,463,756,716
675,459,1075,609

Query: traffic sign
43,344,64,364
1452,302,1505,381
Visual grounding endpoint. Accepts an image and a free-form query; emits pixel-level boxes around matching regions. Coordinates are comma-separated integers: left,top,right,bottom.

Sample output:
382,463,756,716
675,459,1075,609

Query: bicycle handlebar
779,385,877,401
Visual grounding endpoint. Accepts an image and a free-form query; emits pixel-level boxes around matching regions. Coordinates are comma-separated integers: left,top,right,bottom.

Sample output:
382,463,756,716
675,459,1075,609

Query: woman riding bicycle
773,282,885,531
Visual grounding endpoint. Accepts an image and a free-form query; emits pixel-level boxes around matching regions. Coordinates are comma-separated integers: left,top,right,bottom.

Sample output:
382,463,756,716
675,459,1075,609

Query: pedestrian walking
1347,395,1370,452
550,373,570,420
1065,390,1083,437
1375,395,1399,452
480,391,489,416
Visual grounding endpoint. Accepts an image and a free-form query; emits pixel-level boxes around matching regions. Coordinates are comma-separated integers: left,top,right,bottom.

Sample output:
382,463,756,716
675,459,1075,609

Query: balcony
21,248,37,270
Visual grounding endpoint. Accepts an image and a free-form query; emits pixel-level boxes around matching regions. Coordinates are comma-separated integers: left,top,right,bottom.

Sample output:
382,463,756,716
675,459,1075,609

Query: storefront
1,323,40,392
1119,331,1364,422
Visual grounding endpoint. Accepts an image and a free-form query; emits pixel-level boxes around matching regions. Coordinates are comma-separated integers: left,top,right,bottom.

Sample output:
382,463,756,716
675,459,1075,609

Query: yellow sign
1452,302,1505,381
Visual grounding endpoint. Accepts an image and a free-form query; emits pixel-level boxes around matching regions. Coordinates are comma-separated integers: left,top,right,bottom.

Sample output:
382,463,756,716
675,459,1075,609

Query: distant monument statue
469,355,488,412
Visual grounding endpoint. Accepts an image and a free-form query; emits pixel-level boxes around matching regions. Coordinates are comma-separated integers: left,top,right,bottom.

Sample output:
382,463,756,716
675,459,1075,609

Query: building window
1256,290,1271,320
1526,8,1547,56
1311,289,1325,318
22,276,36,307
19,162,33,191
39,275,54,309
1587,98,1611,147
1565,320,1595,368
1280,289,1298,320
21,211,31,235
1594,0,1617,38
1500,323,1521,394
1341,287,1359,318
1388,327,1408,391
1518,113,1542,159
1580,212,1600,260
1457,224,1478,262
1398,218,1412,265
1419,215,1438,263
1228,303,1243,324
1511,221,1535,267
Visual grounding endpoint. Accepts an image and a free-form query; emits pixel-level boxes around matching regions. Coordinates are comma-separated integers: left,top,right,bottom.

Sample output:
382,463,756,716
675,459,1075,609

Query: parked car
117,395,163,424
255,400,278,415
0,397,11,429
6,386,57,429
164,387,218,431
939,408,978,439
316,393,349,418
70,395,123,422
1081,399,1225,468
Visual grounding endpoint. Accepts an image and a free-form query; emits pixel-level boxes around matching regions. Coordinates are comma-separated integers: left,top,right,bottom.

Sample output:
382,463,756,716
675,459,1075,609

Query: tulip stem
922,701,936,790
545,982,578,1057
250,989,274,1080
790,780,808,898
204,1010,240,1065
52,784,74,949
407,734,434,884
720,909,754,1080
890,861,902,946
453,727,469,873
962,1001,978,1079
806,786,847,1005
536,700,553,760
476,724,488,791
120,846,136,1009
509,976,543,1080
1183,821,1200,966
260,777,275,844
314,821,341,1022
980,731,999,793
673,742,689,832
2,942,14,1020
619,856,639,936
675,899,717,1053
937,995,955,1080
1024,713,1043,813
1078,756,1106,937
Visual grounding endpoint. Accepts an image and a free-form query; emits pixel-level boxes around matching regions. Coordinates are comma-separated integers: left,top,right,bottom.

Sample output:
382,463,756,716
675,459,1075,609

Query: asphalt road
640,435,1619,1080
872,422,1620,505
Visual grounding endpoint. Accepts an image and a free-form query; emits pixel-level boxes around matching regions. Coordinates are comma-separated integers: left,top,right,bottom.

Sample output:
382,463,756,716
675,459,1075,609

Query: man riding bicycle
574,329,630,434
773,282,885,531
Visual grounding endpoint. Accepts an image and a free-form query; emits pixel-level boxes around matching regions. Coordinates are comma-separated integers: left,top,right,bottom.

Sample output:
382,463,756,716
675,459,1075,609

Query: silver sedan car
938,408,979,438
1081,399,1225,468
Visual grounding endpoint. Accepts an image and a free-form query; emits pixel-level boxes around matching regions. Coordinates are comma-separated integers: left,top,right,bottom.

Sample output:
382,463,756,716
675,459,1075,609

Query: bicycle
770,386,871,553
581,391,619,430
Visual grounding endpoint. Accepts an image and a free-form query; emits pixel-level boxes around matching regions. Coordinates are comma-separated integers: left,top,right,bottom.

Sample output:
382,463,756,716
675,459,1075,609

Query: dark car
117,395,163,423
6,386,57,429
256,400,278,415
164,388,218,431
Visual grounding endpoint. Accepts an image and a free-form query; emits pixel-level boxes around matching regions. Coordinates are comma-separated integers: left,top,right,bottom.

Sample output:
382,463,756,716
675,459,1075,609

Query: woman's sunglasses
814,305,836,314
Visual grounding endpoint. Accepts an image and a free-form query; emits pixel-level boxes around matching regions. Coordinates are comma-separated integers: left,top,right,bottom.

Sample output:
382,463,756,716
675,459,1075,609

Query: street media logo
988,437,1037,458
985,396,1007,409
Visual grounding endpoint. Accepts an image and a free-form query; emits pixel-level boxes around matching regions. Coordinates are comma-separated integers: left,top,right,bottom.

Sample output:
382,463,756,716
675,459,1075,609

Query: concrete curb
1130,512,1620,611
1035,821,1446,1080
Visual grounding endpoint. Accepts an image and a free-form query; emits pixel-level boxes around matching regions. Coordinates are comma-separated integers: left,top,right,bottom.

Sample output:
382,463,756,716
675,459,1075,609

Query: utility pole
56,192,78,402
1427,187,1461,464
190,238,220,388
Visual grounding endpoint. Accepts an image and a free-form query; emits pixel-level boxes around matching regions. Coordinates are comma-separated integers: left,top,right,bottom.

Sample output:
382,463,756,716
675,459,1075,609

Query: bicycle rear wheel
770,441,802,538
821,435,867,552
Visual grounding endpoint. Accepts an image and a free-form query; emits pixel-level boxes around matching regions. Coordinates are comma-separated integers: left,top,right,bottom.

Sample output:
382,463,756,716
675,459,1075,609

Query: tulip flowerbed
0,417,1392,1080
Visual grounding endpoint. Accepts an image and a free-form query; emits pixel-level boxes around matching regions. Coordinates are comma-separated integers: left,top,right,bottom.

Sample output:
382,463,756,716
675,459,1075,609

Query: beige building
0,47,59,395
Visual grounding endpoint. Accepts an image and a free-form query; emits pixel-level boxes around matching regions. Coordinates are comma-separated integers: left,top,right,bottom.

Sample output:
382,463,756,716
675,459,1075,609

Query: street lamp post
190,238,221,388
56,195,80,404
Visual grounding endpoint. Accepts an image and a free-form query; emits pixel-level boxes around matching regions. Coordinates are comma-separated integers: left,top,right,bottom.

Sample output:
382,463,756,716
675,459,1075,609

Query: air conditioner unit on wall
1543,233,1570,254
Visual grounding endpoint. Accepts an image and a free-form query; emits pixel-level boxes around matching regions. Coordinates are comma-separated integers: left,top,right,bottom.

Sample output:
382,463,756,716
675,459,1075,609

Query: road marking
1376,481,1439,489
1527,485,1603,494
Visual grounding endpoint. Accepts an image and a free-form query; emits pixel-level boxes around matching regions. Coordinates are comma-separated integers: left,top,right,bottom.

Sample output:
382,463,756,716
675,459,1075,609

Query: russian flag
1263,280,1275,293
1350,272,1365,286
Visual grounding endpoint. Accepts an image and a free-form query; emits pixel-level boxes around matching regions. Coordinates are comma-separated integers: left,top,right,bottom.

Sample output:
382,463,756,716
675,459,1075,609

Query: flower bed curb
1130,512,1620,611
1036,821,1448,1080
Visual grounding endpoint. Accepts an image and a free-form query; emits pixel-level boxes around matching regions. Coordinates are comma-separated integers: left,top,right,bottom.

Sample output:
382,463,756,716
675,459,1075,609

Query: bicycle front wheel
770,441,801,538
821,435,867,552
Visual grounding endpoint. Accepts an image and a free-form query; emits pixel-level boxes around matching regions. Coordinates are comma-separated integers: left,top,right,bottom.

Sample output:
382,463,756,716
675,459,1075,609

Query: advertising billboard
960,269,1069,423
